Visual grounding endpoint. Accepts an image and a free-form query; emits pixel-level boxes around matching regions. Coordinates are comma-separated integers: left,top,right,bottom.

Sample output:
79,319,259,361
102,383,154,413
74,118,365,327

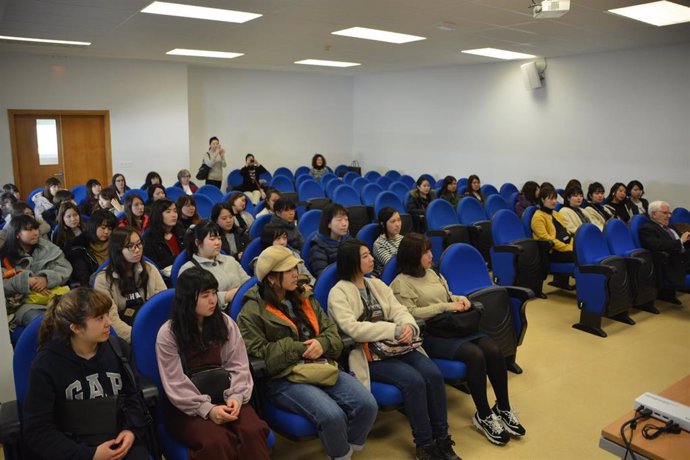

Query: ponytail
38,288,112,347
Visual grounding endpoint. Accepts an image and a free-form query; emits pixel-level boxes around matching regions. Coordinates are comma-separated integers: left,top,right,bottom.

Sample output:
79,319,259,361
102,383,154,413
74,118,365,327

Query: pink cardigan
156,314,254,419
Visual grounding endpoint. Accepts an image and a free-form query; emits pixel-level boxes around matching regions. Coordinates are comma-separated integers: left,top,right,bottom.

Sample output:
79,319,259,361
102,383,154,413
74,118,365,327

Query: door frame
7,109,113,192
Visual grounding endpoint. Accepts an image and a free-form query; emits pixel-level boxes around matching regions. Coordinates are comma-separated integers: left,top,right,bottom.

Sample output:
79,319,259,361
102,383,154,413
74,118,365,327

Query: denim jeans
264,370,378,459
369,351,448,446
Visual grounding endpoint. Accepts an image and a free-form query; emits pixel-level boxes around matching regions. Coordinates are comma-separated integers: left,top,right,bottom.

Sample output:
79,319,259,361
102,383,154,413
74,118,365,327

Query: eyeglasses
181,175,191,178
125,242,144,251
655,211,672,216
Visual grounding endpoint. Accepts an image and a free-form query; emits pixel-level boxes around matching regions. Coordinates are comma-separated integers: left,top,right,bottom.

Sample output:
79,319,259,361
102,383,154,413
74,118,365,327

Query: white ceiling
0,0,689,74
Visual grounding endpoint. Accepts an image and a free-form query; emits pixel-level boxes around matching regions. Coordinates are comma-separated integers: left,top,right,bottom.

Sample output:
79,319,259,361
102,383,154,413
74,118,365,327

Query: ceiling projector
532,0,570,19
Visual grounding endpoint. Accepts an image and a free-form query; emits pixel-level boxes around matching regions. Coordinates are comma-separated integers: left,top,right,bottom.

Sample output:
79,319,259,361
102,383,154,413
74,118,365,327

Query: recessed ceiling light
142,1,261,23
332,27,425,44
167,48,244,59
608,1,690,26
295,59,361,68
461,48,536,60
0,35,90,46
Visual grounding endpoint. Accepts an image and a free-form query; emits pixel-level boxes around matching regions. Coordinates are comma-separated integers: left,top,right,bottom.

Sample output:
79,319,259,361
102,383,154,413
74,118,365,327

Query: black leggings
453,336,510,418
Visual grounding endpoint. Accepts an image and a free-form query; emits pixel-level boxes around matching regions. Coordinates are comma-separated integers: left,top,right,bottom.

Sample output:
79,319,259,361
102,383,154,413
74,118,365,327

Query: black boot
435,435,461,460
415,443,437,460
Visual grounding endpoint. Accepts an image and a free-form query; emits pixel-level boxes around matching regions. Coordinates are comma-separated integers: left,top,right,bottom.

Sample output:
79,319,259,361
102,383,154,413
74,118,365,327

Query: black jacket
22,338,148,460
143,225,186,270
65,233,100,287
239,164,268,192
640,221,690,289
270,215,304,250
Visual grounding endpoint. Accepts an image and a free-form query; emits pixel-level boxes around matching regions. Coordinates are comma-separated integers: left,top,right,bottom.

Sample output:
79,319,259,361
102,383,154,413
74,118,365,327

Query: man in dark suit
640,201,690,301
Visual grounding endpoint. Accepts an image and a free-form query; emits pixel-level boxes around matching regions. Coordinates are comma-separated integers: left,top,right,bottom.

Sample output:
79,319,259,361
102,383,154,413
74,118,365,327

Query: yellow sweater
531,209,573,252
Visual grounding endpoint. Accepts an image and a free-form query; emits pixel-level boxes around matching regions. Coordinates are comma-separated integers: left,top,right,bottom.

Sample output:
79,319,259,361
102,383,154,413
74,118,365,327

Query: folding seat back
356,223,381,250
297,209,322,238
485,194,508,218
389,181,410,202
313,264,338,311
361,183,384,207
670,207,690,226
298,179,326,201
170,251,190,286
325,178,342,199
458,197,492,266
425,199,470,252
351,177,368,195
499,183,519,202
258,171,272,185
249,213,273,240
374,191,405,216
27,187,43,209
240,238,264,276
426,199,459,230
320,172,338,187
165,186,185,202
399,175,415,189
521,205,538,237
70,185,87,205
193,193,214,219
273,167,294,181
380,256,400,285
270,176,295,193
196,185,224,203
342,172,359,185
332,184,362,206
384,170,401,180
481,184,499,197
629,215,649,248
294,166,310,178
334,164,349,177
123,188,147,203
419,173,435,185
375,175,392,190
226,169,243,191
363,170,381,182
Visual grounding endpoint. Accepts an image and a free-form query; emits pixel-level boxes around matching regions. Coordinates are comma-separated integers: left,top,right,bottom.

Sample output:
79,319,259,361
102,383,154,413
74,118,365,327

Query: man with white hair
640,201,690,301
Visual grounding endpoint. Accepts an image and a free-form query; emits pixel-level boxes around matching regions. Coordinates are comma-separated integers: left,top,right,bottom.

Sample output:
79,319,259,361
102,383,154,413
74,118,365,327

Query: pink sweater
156,314,254,419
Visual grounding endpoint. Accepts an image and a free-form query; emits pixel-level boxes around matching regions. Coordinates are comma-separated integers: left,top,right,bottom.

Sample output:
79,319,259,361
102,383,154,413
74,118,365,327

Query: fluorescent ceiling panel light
295,59,361,68
608,1,690,26
142,1,261,23
461,48,536,60
332,27,425,44
0,35,90,46
167,48,243,59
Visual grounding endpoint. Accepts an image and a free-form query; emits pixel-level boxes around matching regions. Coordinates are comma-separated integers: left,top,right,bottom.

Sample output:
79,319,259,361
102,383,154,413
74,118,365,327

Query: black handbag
187,365,231,404
347,160,362,176
426,309,483,338
195,152,211,180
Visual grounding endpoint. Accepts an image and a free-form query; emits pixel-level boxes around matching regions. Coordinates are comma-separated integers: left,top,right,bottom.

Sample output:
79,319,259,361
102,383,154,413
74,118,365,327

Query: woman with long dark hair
604,182,634,223
66,209,116,287
308,203,350,277
515,181,539,218
180,220,250,310
32,177,61,223
583,182,613,229
112,173,130,202
23,288,150,460
1,215,72,326
559,186,591,234
238,245,377,460
80,178,102,216
143,171,163,193
391,233,525,446
93,226,166,342
211,202,245,260
328,239,460,460
177,195,201,232
147,184,167,206
627,180,648,215
119,194,149,234
143,198,186,274
407,177,435,233
439,176,460,207
157,268,270,459
372,207,403,277
52,202,84,250
227,192,255,244
463,174,485,203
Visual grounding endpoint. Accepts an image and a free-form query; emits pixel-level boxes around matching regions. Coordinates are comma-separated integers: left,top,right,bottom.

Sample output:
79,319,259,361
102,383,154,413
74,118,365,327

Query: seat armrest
137,375,159,405
0,400,21,445
578,264,615,276
493,244,522,255
504,286,535,301
340,335,355,350
249,357,268,378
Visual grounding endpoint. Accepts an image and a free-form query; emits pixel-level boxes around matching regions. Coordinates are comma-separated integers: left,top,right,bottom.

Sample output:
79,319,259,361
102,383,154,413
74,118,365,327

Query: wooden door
8,110,112,196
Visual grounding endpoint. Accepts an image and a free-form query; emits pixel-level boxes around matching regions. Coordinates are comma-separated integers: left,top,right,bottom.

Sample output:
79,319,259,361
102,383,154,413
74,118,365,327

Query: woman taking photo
407,177,435,233
463,175,486,203
439,176,460,207
604,182,634,223
308,203,350,277
177,195,201,232
94,226,166,342
559,186,590,234
204,136,227,189
52,202,84,251
157,268,270,459
309,154,328,181
143,198,185,276
328,239,460,460
531,185,574,290
238,245,377,460
2,215,72,327
372,207,403,277
391,233,525,446
23,288,150,460
112,173,130,202
119,194,149,234
180,220,250,311
239,153,268,205
515,181,539,218
66,209,116,287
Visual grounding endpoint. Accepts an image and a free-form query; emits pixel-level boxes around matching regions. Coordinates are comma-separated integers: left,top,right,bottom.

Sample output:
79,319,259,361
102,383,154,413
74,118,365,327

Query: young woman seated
1,215,72,327
309,153,328,181
1,191,17,226
255,188,281,217
439,176,460,207
175,169,199,195
177,195,201,232
93,226,166,342
531,185,574,290
52,202,84,251
66,209,116,287
260,223,315,288
308,203,351,278
212,202,246,260
0,202,51,249
327,239,460,460
463,174,486,203
583,182,613,229
23,288,150,460
96,187,124,215
407,177,435,234
227,192,255,245
180,220,250,311
604,182,634,223
559,186,591,234
118,194,149,234
269,198,303,250
372,207,403,277
80,179,102,216
143,171,163,193
239,153,268,205
143,198,186,276
391,233,525,446
2,183,20,199
515,181,539,218
41,190,74,229
627,180,648,216
32,177,61,224
112,173,130,203
157,268,270,459
238,245,377,460
146,184,167,207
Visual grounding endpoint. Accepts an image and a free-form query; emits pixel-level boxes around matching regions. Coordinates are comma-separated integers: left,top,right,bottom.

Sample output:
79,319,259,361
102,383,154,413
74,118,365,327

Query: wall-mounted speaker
521,61,542,90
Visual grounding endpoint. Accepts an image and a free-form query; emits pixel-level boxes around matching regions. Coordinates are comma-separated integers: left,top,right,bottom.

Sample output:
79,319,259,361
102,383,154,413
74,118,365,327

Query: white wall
353,43,690,208
0,53,189,190
187,66,354,184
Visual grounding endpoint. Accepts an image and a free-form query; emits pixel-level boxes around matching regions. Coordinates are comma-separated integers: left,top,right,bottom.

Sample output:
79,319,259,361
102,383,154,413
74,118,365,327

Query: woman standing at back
203,136,227,189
